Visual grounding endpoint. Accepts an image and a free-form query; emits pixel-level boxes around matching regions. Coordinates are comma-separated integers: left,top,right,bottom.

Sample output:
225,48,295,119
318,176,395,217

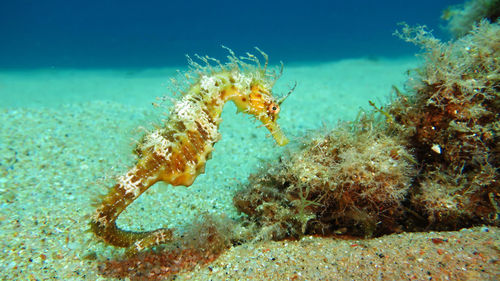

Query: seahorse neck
183,71,248,124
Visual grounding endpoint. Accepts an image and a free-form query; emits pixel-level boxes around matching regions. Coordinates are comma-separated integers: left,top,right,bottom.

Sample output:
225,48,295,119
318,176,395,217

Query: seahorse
90,47,291,251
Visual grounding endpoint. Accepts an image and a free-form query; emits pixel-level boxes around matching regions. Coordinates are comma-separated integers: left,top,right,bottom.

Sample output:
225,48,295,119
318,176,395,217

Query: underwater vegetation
443,0,500,37
234,125,416,239
99,215,238,280
90,47,291,253
391,20,499,229
234,19,499,240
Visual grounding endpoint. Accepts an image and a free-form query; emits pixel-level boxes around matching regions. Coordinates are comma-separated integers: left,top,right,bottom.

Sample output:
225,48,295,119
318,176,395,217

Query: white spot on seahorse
118,168,142,197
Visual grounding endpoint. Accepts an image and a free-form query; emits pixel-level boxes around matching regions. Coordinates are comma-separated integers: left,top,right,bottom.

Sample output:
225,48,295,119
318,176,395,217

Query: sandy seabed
1,57,498,280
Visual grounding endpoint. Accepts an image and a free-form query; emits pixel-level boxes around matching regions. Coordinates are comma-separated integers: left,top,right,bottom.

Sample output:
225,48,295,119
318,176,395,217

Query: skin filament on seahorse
90,47,292,251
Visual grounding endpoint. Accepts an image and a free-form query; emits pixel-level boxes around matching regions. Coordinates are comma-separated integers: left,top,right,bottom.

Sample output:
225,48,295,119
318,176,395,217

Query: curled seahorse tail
90,218,173,249
90,165,174,250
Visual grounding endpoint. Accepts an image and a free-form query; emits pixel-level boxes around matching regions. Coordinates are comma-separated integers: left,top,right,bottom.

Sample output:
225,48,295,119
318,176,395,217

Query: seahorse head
232,79,290,146
186,47,291,146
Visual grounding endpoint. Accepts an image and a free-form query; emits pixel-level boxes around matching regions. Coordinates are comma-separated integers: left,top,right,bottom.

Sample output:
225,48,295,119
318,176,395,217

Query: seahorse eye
268,103,280,115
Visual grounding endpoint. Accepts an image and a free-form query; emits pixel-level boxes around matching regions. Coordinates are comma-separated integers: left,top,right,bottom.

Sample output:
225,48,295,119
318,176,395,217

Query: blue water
0,0,461,69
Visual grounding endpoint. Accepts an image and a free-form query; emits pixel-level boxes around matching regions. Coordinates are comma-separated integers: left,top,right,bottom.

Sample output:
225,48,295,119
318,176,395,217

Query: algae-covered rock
235,19,499,240
392,20,499,229
234,126,416,240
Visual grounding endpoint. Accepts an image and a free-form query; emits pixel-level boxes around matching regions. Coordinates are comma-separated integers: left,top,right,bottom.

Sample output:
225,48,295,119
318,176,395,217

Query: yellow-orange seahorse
90,47,291,251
